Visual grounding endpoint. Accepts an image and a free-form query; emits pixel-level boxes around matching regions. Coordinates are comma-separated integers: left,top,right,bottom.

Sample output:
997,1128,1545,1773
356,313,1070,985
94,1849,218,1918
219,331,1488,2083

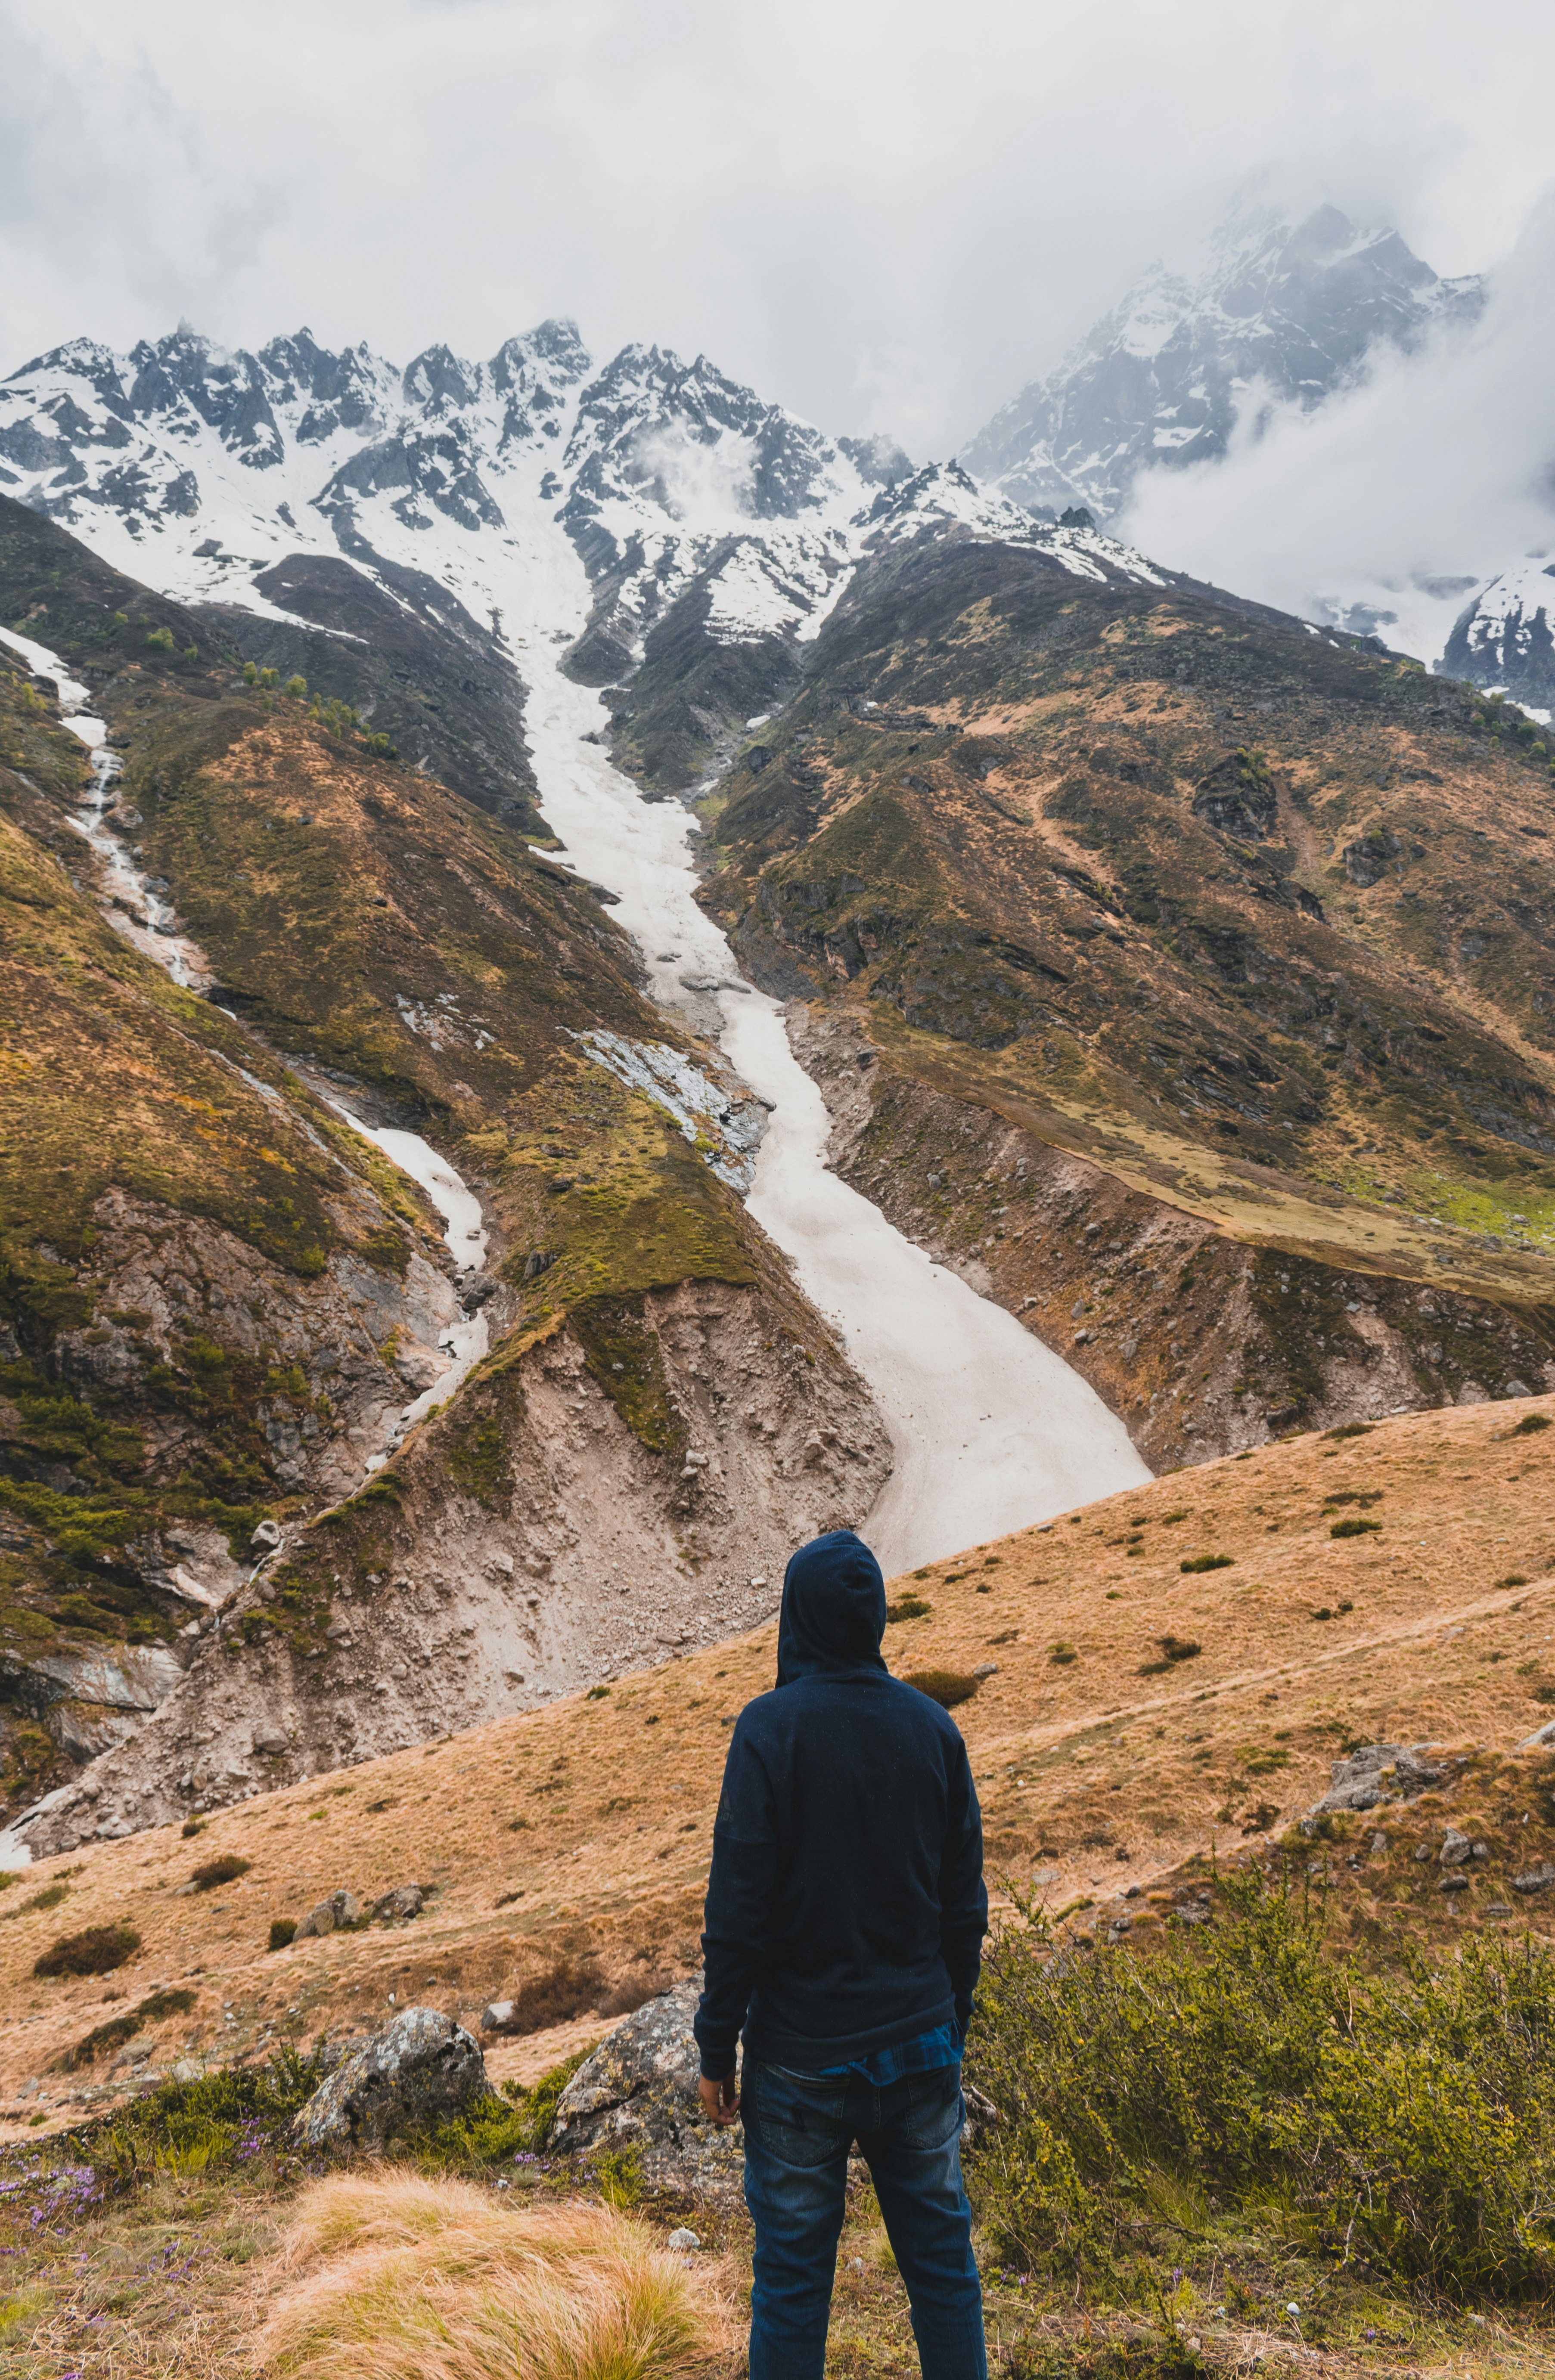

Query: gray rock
481,1999,522,2034
372,1884,424,1924
549,1979,743,2194
293,1888,361,1940
1440,1828,1473,1866
668,2227,701,2251
1512,1865,1555,1896
1310,1742,1447,1815
1437,1873,1470,1892
1517,1720,1555,1751
293,2007,487,2152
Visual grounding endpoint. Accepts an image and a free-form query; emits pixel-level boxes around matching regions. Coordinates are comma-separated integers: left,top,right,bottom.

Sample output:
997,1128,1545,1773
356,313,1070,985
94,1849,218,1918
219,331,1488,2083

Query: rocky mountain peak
962,202,1484,525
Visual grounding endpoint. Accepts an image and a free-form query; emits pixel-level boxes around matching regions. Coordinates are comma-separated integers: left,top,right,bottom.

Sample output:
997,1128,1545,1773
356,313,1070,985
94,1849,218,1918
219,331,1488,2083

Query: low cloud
1120,194,1555,659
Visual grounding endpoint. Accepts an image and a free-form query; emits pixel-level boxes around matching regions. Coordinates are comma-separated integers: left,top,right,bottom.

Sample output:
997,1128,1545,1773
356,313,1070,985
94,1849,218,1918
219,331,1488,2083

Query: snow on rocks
574,1030,768,1191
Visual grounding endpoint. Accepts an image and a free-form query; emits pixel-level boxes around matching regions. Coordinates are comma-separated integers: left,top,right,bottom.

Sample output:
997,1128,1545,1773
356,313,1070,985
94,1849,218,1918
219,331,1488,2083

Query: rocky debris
371,1884,424,1923
667,2227,701,2251
1518,1719,1555,1751
481,1999,524,2034
293,1889,361,1940
1438,1828,1488,1867
20,1277,889,1857
1309,1743,1449,1815
292,2006,487,2152
549,1979,742,2194
1512,1865,1555,1896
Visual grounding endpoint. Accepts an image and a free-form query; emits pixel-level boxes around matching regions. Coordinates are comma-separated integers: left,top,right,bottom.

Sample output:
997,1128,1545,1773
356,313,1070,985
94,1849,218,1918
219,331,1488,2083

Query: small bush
284,674,308,699
269,1918,298,1952
181,1819,205,1839
1139,1635,1201,1675
1330,1516,1382,1539
903,1669,980,1709
586,1683,610,1700
191,1853,251,1890
1511,1413,1552,1436
886,1594,932,1622
145,625,175,652
1323,1422,1374,1441
1497,1574,1529,1590
1049,1641,1079,1665
34,1921,140,1977
1179,1553,1232,1573
56,1986,197,2071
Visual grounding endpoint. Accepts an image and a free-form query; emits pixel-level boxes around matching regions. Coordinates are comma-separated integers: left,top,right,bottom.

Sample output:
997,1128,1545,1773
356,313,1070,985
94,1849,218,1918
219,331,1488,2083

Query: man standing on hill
695,1529,988,2380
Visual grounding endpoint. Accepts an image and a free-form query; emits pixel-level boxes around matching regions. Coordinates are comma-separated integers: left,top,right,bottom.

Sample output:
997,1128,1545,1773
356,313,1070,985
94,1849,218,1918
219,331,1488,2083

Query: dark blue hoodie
694,1530,987,2078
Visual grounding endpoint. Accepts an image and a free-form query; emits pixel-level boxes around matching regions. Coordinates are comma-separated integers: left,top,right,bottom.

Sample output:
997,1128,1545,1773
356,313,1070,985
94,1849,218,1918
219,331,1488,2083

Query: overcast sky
4,0,1555,459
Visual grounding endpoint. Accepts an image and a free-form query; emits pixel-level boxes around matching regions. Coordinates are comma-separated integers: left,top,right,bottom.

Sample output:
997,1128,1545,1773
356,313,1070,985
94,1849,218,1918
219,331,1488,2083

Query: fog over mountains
5,198,1553,714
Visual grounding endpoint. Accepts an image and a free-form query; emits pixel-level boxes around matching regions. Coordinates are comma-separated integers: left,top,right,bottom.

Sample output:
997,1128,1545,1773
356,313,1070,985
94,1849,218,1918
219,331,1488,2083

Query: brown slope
699,537,1555,1460
6,1392,1555,2134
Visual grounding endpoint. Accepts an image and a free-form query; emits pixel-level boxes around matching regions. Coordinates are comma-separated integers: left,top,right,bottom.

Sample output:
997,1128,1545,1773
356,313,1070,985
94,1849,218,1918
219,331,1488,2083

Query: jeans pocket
893,2065,965,2155
749,2064,851,2170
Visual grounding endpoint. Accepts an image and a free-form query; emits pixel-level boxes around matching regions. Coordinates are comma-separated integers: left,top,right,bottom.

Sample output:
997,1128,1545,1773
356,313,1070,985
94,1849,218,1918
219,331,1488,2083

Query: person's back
696,1531,988,2380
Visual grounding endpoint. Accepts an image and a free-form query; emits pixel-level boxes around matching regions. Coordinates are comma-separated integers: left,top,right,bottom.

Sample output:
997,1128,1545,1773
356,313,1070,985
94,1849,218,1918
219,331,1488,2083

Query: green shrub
268,1917,297,1952
1323,1422,1373,1441
886,1594,932,1622
430,2044,595,2169
145,626,175,653
55,1986,196,2071
1179,1553,1232,1573
34,1921,140,1977
902,1669,980,1709
968,1867,1555,2298
1511,1414,1552,1437
181,645,199,664
242,660,259,686
1049,1641,1079,1665
284,675,307,700
190,1853,251,1890
1330,1516,1382,1539
87,2044,323,2185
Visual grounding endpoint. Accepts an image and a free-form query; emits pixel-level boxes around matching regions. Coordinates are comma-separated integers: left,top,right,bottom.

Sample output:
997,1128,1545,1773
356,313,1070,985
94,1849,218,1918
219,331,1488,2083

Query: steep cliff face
695,535,1555,1457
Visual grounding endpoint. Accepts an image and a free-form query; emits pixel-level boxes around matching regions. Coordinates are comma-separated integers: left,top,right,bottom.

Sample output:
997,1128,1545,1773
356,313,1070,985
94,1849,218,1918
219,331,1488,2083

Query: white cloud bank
1121,197,1555,662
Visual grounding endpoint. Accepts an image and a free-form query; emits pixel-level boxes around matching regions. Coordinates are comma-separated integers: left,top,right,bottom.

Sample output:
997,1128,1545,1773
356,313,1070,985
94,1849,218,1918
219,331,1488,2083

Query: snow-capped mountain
1440,560,1555,715
0,323,1171,773
962,204,1483,525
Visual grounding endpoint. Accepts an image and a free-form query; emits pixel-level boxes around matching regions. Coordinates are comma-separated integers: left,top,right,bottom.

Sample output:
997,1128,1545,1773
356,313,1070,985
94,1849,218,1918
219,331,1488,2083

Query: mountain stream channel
2,607,1148,1587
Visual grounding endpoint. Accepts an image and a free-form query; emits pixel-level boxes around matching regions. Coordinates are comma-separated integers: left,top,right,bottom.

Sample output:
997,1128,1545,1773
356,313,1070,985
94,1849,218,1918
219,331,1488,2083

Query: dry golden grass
253,2172,729,2380
7,1392,1555,2128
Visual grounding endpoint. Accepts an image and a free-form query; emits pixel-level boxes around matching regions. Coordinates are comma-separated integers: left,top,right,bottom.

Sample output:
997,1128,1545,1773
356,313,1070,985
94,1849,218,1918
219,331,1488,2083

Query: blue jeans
741,2059,987,2380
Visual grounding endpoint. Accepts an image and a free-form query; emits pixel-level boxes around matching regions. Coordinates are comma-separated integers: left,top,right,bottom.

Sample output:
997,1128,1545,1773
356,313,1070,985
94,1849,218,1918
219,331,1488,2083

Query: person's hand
698,2070,741,2126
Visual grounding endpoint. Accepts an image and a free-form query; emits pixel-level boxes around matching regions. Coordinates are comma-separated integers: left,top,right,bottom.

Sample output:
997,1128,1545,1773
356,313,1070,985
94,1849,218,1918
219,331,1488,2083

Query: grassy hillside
6,1391,1555,2124
696,537,1555,1455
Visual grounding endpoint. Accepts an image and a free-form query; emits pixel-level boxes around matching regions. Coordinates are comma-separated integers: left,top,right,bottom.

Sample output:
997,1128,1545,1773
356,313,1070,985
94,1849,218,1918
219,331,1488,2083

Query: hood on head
775,1531,888,1686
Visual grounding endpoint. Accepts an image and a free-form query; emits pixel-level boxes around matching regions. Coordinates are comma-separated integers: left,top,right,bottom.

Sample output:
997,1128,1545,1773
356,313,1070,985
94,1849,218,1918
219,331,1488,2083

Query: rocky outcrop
292,2006,487,2152
1309,1743,1452,1816
550,1979,742,2195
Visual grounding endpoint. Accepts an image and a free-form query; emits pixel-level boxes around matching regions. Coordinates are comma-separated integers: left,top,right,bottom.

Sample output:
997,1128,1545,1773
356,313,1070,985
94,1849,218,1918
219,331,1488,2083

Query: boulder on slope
292,2006,487,2151
549,1979,743,2195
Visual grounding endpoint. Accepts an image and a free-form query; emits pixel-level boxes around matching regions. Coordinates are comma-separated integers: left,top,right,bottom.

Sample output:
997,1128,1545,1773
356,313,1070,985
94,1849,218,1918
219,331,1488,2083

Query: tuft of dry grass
253,2171,729,2380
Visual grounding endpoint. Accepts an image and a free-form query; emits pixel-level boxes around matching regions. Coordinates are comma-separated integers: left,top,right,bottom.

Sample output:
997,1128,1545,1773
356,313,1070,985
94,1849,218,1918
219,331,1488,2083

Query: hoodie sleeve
695,1719,779,2079
938,1735,988,2032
